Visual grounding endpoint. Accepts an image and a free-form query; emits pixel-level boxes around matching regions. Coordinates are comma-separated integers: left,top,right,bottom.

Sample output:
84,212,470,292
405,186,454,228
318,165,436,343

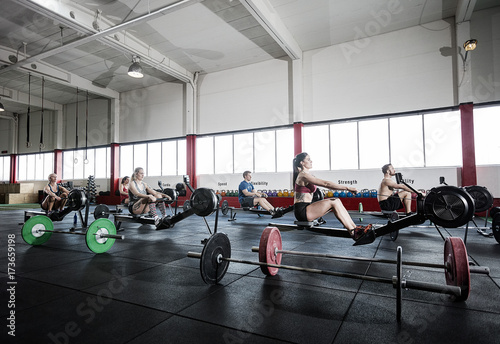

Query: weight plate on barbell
86,218,117,254
21,215,53,245
490,207,500,219
423,186,474,228
464,185,493,213
444,237,470,301
221,200,229,216
190,188,218,217
94,204,110,220
200,232,231,284
492,213,500,245
258,227,282,276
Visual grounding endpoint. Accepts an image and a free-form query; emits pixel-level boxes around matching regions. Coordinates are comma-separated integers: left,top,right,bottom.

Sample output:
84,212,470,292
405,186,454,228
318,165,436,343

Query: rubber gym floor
1,206,500,344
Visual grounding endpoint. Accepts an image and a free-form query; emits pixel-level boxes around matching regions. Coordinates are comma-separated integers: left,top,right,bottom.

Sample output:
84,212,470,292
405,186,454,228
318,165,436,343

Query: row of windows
5,105,499,182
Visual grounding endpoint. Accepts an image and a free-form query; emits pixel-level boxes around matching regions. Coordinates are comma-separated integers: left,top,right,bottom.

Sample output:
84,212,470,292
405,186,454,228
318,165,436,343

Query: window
359,119,389,169
133,144,147,172
474,106,500,165
147,142,162,176
197,136,214,174
120,145,134,178
233,133,253,173
62,148,110,180
330,122,358,170
255,130,275,172
17,153,54,181
177,139,186,175
276,128,294,172
0,156,10,181
303,125,329,170
215,135,233,174
162,141,177,176
423,111,462,167
95,148,108,178
390,115,424,167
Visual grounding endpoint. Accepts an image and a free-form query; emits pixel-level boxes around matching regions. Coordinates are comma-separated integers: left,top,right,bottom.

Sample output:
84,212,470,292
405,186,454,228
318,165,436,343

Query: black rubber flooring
1,206,499,343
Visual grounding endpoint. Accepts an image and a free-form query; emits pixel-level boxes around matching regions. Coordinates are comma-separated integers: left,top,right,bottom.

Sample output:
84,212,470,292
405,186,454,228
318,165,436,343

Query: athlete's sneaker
353,224,373,241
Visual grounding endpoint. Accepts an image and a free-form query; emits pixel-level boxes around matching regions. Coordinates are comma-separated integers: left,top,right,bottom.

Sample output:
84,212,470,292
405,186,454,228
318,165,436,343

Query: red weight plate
258,227,282,276
444,237,470,301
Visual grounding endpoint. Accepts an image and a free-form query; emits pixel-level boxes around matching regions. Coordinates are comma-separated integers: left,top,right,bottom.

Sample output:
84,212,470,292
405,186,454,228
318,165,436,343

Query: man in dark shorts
378,164,413,214
238,171,279,216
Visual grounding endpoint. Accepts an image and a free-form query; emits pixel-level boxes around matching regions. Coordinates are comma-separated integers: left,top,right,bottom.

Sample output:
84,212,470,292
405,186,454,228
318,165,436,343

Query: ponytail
292,152,308,185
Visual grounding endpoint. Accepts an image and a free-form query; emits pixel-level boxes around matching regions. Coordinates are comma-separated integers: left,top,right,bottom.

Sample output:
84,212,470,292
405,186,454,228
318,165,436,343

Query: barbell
21,216,123,254
187,227,489,322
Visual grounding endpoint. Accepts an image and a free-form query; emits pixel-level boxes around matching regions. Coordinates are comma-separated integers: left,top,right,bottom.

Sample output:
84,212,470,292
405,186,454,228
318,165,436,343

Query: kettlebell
283,189,289,197
277,190,283,197
327,190,333,198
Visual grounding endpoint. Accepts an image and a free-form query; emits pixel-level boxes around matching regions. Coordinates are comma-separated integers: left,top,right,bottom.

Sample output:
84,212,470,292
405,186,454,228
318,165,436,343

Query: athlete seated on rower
238,171,282,218
378,164,413,215
41,173,70,215
293,152,372,241
128,167,172,226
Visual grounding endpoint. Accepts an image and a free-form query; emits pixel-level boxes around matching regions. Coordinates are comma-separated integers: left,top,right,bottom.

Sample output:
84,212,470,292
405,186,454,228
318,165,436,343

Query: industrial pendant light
128,56,144,78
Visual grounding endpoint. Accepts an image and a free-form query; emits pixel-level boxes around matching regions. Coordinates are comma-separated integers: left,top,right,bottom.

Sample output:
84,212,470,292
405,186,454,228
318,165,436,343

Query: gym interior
1,1,500,343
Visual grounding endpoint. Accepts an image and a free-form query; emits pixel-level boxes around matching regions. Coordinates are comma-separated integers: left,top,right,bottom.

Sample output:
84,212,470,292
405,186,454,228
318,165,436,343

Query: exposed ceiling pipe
1,0,200,83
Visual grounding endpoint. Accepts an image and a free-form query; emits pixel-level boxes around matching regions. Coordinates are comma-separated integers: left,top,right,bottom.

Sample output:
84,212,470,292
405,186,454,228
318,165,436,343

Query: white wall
470,7,500,103
197,59,290,134
119,82,184,142
64,99,110,149
302,20,455,122
17,110,56,154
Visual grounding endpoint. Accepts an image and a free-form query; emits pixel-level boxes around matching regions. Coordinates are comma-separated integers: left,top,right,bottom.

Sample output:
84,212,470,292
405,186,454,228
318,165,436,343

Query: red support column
293,122,303,156
186,134,196,191
460,103,477,186
9,154,17,184
54,149,63,178
110,143,120,195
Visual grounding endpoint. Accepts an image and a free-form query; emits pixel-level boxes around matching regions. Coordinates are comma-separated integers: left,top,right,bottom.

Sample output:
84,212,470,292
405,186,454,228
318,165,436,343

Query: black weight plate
423,186,474,228
200,232,231,284
464,185,493,213
221,200,229,216
493,213,500,245
191,188,218,217
312,188,324,202
94,204,110,220
490,207,500,219
67,189,87,211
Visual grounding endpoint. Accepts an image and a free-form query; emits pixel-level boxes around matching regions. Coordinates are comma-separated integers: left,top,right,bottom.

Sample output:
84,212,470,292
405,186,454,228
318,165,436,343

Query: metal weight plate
191,188,218,217
21,215,53,245
94,204,110,220
423,186,474,228
492,213,500,245
258,227,282,276
221,200,229,216
86,218,117,254
200,232,231,284
67,189,87,211
464,185,493,213
444,237,470,301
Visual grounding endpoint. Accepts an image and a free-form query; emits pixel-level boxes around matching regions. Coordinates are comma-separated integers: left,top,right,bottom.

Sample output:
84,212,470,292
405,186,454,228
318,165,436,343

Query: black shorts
240,196,255,208
379,195,404,212
294,202,310,222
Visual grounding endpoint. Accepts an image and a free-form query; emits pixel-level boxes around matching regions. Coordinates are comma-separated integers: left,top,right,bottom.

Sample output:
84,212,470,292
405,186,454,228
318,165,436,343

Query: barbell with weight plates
187,228,489,322
21,215,124,254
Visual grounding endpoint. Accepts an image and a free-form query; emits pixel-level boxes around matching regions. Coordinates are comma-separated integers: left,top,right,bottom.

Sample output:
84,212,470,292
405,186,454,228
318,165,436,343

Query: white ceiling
0,0,498,115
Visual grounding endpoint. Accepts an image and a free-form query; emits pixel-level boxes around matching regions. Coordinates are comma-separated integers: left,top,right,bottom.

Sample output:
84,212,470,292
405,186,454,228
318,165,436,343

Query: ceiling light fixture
128,56,144,78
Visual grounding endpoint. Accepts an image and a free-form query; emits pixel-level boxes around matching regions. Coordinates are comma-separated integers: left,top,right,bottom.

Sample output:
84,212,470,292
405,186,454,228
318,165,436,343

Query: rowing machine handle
183,175,195,193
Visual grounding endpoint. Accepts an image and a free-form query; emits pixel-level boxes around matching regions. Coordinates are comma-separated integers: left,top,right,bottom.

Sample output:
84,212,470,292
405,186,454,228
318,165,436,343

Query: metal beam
456,0,477,23
239,0,302,60
6,0,199,84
